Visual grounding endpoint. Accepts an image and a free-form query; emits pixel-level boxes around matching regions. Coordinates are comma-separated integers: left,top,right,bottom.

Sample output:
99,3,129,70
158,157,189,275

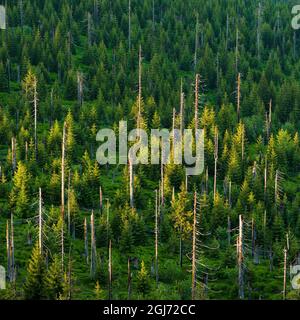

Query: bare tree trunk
155,190,159,287
10,214,15,283
283,248,287,300
194,74,199,130
33,77,38,159
160,162,164,207
213,127,218,201
90,211,97,278
11,137,16,174
129,158,134,208
61,222,64,272
39,188,43,255
67,173,71,235
227,216,231,246
180,79,184,135
191,191,197,300
237,215,244,299
6,220,10,280
237,73,241,122
108,240,112,300
137,46,142,128
99,186,103,214
84,217,89,264
77,72,83,107
61,123,66,220
127,258,131,299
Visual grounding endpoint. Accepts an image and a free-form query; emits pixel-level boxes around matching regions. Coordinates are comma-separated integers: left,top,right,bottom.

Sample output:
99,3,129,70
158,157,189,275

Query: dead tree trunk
39,188,43,255
213,127,218,201
99,186,103,214
84,217,89,264
67,173,71,235
77,72,83,107
137,46,142,128
10,214,15,282
6,220,10,280
180,79,184,135
191,191,197,300
161,161,164,207
127,258,131,299
108,240,112,300
237,73,241,122
283,248,287,300
227,216,231,246
155,189,159,287
61,123,66,220
11,137,16,174
33,77,38,159
237,215,244,299
194,74,199,130
129,158,134,208
90,211,97,278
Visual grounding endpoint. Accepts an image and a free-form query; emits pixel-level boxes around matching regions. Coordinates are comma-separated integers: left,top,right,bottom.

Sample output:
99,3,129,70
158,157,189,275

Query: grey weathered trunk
90,211,97,278
129,158,134,208
237,215,244,299
84,217,89,264
10,214,15,282
61,123,66,220
237,73,241,122
11,137,16,174
6,220,10,280
283,248,287,300
108,240,112,300
155,190,159,287
213,127,218,201
191,191,197,300
39,188,43,255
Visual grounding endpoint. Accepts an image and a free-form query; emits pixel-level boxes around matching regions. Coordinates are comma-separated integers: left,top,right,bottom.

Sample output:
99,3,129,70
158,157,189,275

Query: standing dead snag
129,157,134,208
108,240,112,300
99,186,103,214
39,188,43,255
237,73,241,122
235,28,239,73
155,190,159,287
90,211,97,278
77,72,84,107
10,214,15,283
84,217,89,264
237,215,244,299
137,45,143,129
61,122,66,220
6,220,10,280
11,137,16,174
213,127,218,201
194,74,199,130
283,248,287,300
191,191,197,300
180,79,184,135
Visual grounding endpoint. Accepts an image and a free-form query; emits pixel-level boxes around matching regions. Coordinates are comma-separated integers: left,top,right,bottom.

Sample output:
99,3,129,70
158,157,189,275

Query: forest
0,0,300,300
